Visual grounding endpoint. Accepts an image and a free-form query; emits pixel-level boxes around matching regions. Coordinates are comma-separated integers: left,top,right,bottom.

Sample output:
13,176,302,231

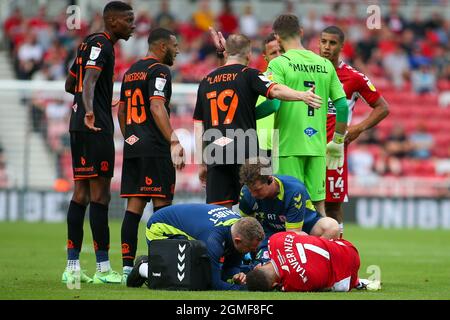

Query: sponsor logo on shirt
212,136,233,147
155,77,167,91
304,127,318,137
125,135,140,145
154,90,165,97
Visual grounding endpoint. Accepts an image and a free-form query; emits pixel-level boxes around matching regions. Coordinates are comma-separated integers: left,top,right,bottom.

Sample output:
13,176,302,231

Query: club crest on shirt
90,46,101,60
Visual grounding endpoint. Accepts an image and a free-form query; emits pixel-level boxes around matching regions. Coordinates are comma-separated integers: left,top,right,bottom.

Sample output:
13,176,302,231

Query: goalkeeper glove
326,132,345,170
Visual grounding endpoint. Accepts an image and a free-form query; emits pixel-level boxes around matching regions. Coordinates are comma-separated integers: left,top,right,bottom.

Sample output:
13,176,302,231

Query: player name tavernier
288,63,328,73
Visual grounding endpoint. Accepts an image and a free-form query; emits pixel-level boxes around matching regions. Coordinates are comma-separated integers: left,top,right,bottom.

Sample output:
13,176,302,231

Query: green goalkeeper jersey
268,49,345,156
256,95,274,150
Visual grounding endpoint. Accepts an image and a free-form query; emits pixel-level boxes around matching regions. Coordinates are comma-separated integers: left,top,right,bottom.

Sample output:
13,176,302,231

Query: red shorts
325,145,348,203
327,238,360,291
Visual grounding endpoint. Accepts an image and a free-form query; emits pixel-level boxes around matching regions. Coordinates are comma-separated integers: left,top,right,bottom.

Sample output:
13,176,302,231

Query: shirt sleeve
356,73,381,106
238,186,256,217
84,37,110,71
119,74,126,111
206,231,245,290
267,57,285,85
193,82,204,121
221,252,246,289
68,58,77,78
328,61,346,102
148,64,172,102
246,68,276,98
285,192,305,230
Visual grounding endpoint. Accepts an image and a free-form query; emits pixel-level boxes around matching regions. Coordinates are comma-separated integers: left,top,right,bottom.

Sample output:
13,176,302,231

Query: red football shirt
268,232,361,292
326,61,381,142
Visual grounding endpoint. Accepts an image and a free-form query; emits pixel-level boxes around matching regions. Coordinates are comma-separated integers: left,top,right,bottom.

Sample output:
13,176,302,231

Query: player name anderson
288,63,328,73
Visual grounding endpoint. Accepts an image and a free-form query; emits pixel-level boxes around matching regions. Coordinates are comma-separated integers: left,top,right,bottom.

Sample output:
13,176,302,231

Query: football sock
121,210,141,268
339,223,344,238
66,259,81,272
96,260,111,273
89,202,110,264
123,266,133,275
66,201,86,261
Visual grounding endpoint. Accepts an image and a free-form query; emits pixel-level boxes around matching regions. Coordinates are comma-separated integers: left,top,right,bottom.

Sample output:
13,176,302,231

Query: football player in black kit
193,34,322,209
118,28,185,283
62,1,135,285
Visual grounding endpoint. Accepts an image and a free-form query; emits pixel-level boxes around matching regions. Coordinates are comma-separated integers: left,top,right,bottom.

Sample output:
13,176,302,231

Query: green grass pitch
0,221,449,300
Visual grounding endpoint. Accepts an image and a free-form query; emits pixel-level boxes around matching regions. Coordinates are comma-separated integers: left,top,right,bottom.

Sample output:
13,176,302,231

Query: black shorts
206,164,241,206
120,157,175,201
70,131,114,180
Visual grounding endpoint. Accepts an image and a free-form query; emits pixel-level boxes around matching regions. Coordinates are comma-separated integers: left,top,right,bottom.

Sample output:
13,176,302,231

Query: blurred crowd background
0,0,449,198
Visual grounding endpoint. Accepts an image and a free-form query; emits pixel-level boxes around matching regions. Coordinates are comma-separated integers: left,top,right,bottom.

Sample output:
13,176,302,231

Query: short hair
233,217,265,244
273,14,301,40
148,28,176,46
103,1,132,15
225,34,251,58
262,33,277,52
246,268,273,291
239,158,272,186
321,25,345,43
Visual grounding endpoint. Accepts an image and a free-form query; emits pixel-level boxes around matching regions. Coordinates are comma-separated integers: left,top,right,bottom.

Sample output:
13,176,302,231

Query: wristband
333,132,345,144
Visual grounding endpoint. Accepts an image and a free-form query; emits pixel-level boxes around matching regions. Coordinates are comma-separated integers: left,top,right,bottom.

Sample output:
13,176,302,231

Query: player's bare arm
82,68,102,132
209,27,226,53
150,98,185,170
65,73,76,95
117,101,126,138
194,121,207,185
346,96,389,145
269,84,322,109
209,27,226,65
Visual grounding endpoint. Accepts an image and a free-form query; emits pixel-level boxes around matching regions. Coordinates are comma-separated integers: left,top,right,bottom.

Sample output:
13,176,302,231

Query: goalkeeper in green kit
267,14,348,216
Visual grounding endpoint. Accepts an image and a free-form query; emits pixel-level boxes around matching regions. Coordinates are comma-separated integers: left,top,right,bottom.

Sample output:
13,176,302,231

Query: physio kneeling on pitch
239,158,340,264
126,203,264,290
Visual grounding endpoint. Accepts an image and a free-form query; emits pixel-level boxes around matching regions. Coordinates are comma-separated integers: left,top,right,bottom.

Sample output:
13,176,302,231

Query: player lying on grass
246,232,381,292
126,203,264,290
239,158,340,264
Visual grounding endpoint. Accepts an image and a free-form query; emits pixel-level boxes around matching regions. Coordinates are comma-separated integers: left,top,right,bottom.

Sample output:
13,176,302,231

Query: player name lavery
207,73,238,84
288,63,328,73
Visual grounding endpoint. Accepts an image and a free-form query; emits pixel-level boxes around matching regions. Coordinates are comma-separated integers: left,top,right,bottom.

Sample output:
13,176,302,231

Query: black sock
67,201,87,260
121,210,142,268
153,204,170,213
89,202,110,263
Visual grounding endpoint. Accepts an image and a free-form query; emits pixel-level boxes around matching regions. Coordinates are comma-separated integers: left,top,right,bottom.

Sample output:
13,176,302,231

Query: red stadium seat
401,158,436,176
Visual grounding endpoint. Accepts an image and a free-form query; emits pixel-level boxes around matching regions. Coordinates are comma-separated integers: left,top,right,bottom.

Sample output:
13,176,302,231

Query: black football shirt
119,56,172,158
193,64,275,165
69,32,115,134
